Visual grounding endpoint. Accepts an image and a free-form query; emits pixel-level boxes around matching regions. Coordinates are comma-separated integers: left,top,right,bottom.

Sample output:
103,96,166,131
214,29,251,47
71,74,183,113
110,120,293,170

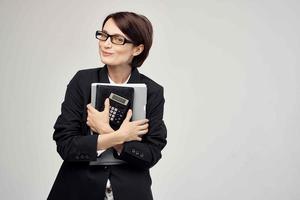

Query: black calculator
108,92,130,128
95,85,134,130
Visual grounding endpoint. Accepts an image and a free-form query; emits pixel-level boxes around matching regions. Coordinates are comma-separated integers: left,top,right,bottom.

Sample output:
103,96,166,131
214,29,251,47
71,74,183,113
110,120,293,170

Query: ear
132,44,144,56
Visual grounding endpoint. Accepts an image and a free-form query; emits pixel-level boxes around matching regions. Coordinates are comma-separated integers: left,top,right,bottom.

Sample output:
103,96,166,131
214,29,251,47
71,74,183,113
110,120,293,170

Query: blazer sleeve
113,86,167,169
52,71,98,162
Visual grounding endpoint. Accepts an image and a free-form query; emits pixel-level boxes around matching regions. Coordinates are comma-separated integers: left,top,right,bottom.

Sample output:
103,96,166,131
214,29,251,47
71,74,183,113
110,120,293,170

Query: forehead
102,18,126,36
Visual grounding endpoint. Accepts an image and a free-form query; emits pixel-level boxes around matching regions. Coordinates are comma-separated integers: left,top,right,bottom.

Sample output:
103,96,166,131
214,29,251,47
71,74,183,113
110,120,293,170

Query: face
98,18,143,68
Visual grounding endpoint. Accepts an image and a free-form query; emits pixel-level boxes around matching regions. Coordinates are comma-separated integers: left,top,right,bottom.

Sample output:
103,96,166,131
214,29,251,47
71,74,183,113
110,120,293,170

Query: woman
47,11,167,200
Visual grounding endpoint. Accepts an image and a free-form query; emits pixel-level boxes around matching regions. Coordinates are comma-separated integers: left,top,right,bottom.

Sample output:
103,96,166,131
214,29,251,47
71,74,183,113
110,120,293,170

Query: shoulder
68,67,100,86
65,67,101,96
73,67,100,80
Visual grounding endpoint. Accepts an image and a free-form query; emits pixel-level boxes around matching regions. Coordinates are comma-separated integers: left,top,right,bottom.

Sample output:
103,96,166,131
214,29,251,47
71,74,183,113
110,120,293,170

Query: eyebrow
102,30,125,37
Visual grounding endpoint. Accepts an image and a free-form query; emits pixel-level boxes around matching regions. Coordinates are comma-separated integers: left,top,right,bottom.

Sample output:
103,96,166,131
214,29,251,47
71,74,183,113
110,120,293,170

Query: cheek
111,49,133,63
118,50,132,60
98,44,133,63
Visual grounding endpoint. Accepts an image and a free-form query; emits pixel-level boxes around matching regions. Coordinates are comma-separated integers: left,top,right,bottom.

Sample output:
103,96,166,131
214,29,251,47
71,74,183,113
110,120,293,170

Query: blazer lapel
128,66,141,83
98,64,141,83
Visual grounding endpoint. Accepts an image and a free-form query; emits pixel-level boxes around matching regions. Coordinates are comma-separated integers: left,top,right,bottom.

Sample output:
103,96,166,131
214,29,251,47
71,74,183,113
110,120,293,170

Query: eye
96,31,108,41
114,36,125,43
99,32,107,38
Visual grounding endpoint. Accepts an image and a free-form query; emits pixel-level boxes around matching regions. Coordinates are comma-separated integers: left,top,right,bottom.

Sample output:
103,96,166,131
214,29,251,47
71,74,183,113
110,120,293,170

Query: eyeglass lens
97,31,125,45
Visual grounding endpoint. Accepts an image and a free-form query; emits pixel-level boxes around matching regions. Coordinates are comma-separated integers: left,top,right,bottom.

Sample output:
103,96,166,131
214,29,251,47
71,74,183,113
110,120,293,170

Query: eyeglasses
95,30,134,45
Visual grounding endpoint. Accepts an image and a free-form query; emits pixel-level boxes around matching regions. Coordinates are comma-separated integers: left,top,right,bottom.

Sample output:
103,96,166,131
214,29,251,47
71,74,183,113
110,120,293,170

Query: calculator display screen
109,93,129,105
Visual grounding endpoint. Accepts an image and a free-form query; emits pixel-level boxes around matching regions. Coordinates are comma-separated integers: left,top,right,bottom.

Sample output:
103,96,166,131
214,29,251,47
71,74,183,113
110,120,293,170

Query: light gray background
0,0,299,199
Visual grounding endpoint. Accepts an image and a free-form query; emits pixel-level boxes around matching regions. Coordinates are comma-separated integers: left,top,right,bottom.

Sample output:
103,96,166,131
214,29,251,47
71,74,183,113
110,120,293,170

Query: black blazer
47,65,167,200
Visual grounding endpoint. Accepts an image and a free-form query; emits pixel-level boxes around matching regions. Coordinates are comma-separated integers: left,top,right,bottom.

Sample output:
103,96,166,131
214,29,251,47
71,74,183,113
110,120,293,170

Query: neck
107,64,132,84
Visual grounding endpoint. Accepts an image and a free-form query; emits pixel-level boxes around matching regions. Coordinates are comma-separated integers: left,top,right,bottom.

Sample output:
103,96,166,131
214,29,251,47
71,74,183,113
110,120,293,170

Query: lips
101,50,113,56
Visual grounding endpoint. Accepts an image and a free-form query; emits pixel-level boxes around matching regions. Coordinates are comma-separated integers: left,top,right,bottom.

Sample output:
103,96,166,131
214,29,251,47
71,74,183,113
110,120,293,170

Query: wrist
96,131,124,150
97,126,114,135
114,130,125,144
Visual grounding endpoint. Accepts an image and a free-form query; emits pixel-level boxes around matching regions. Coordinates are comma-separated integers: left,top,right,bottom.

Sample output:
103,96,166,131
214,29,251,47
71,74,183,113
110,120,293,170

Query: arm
87,99,144,157
53,71,99,162
95,110,148,153
87,99,123,156
113,86,167,169
97,136,122,156
96,131,124,150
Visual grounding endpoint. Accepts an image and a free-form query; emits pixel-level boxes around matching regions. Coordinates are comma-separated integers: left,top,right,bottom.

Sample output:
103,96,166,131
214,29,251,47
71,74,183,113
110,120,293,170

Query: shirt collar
99,64,141,83
98,64,142,83
108,73,131,84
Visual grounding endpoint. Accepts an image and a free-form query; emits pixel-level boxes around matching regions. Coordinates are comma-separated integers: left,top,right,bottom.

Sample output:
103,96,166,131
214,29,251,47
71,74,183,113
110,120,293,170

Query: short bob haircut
102,11,153,68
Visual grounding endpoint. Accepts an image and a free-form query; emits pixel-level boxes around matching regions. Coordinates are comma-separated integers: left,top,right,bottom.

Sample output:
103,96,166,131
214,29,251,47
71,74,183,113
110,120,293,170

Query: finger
87,103,96,112
86,104,92,110
125,109,132,122
137,129,148,135
135,119,149,125
139,123,149,130
87,111,93,119
104,98,110,113
136,137,142,141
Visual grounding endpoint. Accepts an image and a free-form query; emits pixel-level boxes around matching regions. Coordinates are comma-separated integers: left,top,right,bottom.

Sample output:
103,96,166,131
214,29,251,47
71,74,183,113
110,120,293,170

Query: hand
113,144,124,154
117,109,149,142
86,98,113,135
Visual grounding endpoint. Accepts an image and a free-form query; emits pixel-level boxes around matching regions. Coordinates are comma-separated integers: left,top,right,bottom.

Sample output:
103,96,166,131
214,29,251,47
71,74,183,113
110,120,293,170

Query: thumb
104,98,110,113
125,109,132,122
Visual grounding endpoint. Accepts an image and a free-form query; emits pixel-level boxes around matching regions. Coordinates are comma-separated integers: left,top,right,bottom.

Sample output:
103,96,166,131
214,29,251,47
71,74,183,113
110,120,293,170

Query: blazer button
85,155,89,159
80,154,85,159
131,149,136,153
140,153,144,158
136,151,140,155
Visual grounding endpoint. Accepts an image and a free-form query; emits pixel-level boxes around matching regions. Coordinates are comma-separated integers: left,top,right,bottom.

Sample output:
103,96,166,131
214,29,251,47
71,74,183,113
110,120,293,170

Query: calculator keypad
109,106,124,124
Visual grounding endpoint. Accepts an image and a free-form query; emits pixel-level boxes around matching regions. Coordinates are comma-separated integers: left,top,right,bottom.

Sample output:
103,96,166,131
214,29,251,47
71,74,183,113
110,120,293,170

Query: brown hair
102,11,153,68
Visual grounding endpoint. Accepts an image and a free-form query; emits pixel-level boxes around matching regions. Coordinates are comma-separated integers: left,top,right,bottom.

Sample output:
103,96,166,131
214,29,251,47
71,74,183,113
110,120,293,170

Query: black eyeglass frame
95,30,134,45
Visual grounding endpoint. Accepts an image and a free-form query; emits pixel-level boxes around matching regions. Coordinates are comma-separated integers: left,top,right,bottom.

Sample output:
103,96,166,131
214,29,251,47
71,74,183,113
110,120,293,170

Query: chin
100,57,130,67
100,57,113,64
100,59,118,67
